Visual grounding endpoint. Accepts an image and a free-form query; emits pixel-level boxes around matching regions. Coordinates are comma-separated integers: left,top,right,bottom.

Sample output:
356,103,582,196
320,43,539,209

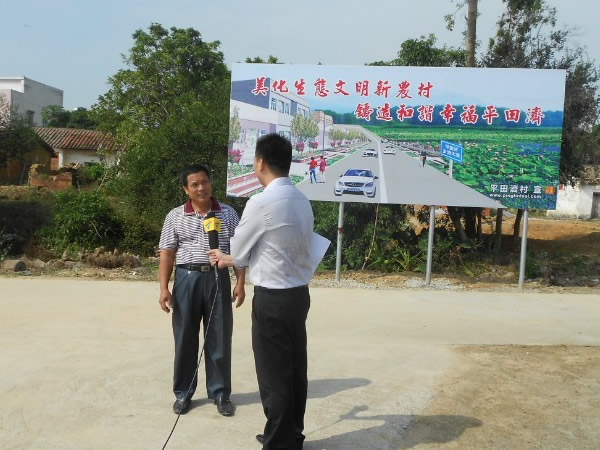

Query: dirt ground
402,345,600,449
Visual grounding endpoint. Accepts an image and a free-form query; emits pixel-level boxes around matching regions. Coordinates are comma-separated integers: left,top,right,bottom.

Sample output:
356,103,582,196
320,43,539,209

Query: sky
2,0,598,110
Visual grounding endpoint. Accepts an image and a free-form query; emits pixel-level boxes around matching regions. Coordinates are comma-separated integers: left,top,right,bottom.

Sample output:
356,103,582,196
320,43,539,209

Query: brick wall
28,164,72,191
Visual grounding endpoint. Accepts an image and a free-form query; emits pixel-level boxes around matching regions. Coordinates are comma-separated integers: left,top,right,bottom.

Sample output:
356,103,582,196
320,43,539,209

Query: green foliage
117,210,161,256
91,23,231,223
245,55,281,64
368,34,466,67
0,96,39,167
229,107,241,145
367,125,562,209
290,114,319,144
525,252,539,279
39,190,122,253
74,163,107,186
313,202,418,271
41,106,98,129
41,105,70,127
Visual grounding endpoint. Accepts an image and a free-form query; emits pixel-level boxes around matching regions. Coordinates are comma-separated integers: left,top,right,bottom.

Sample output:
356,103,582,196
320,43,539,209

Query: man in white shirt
209,134,314,449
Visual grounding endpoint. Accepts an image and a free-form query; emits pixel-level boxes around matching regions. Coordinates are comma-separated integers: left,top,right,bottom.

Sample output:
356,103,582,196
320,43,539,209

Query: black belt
177,263,213,273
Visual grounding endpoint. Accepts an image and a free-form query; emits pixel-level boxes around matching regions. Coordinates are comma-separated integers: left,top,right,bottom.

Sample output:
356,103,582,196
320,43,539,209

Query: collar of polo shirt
183,197,222,216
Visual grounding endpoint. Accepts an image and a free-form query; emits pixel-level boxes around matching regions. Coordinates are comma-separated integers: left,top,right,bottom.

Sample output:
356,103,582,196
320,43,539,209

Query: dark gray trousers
252,285,310,450
171,267,232,400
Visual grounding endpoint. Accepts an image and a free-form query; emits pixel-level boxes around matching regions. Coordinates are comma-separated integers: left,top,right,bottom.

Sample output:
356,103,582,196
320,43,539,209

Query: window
271,98,277,111
26,110,34,125
278,100,284,113
284,103,290,115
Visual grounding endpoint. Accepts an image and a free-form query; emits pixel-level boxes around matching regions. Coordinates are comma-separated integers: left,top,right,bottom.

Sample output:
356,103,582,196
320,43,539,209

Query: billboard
227,63,566,209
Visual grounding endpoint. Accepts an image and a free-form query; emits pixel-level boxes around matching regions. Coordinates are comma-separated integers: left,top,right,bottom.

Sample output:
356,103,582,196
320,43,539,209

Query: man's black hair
179,164,212,186
255,134,292,176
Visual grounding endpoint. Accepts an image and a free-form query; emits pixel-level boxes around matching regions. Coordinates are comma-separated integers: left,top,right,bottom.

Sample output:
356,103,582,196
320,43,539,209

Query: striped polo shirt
158,198,240,265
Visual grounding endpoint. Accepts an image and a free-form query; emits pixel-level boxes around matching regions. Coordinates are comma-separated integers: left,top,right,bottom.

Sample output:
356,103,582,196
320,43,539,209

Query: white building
230,78,311,165
33,127,121,168
0,76,63,126
547,166,600,219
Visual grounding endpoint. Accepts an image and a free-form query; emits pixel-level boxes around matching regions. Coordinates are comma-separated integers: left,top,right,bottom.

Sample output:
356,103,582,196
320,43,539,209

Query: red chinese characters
440,104,456,124
252,76,269,96
375,80,391,98
526,106,545,126
294,79,306,96
314,78,329,97
355,103,374,121
396,81,412,99
376,103,393,121
417,105,434,122
334,80,350,96
460,105,478,124
418,82,433,98
356,80,369,96
396,104,414,121
271,79,289,93
504,108,521,123
482,105,499,125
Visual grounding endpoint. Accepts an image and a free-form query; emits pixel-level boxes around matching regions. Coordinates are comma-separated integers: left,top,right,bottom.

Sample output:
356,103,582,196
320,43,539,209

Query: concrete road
1,278,599,449
297,126,504,208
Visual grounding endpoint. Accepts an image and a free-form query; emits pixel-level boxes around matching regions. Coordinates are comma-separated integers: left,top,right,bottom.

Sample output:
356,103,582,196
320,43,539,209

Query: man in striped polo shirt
158,164,245,417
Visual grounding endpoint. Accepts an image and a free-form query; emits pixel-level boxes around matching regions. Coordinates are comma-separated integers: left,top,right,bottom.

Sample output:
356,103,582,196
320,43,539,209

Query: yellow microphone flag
203,216,222,233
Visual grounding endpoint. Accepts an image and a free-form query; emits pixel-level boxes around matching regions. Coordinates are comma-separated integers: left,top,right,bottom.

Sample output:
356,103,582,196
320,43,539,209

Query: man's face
183,171,212,203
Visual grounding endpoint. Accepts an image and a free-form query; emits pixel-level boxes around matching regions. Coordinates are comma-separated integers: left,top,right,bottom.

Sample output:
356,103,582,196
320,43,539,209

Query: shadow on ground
229,378,371,407
306,405,482,449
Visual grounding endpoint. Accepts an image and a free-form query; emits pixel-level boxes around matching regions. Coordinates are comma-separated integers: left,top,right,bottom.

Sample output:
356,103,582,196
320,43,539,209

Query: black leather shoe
214,394,234,416
172,397,191,415
256,434,264,444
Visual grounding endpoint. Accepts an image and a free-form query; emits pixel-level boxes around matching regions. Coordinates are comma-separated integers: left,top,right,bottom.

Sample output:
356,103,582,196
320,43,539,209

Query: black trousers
171,267,232,400
252,285,310,450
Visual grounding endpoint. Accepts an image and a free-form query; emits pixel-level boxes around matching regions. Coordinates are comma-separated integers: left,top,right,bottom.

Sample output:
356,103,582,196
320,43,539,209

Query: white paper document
309,232,331,273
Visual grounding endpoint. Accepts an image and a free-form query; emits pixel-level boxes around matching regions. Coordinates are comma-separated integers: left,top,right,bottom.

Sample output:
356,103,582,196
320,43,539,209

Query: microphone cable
161,266,220,450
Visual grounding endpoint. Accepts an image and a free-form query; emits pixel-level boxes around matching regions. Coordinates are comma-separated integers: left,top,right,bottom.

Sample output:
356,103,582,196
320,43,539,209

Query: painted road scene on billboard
227,63,566,209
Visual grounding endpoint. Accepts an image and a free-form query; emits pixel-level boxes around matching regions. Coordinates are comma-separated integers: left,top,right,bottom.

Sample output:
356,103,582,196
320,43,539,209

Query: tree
369,34,466,67
0,95,38,167
245,55,281,64
229,106,241,147
41,105,70,127
290,114,319,151
42,105,98,129
91,24,231,222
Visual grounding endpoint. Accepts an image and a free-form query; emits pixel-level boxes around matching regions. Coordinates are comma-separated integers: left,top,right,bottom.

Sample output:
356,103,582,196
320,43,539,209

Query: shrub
39,190,123,254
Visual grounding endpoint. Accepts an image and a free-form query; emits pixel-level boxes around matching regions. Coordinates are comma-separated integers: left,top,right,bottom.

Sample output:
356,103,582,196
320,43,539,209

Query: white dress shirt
231,177,314,289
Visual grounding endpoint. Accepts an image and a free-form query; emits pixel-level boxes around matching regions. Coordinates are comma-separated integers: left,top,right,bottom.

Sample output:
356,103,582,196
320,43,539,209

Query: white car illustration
362,148,378,158
334,169,377,198
383,147,396,155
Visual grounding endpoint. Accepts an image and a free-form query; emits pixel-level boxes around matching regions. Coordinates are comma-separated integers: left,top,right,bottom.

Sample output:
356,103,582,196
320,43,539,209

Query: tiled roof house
33,127,122,168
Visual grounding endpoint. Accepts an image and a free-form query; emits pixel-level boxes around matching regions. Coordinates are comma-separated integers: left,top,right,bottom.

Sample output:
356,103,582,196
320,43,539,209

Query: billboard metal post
335,202,345,282
425,205,435,285
518,209,529,290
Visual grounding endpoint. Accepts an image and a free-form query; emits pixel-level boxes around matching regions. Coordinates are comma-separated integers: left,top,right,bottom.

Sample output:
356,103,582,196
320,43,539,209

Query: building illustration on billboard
228,63,566,210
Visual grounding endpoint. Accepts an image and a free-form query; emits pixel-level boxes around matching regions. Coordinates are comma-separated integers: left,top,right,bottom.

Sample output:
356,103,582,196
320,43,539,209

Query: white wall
59,149,118,167
0,77,63,126
547,183,600,218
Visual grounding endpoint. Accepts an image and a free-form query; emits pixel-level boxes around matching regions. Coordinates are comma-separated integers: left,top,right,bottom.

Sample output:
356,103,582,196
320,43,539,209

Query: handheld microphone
203,212,222,250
